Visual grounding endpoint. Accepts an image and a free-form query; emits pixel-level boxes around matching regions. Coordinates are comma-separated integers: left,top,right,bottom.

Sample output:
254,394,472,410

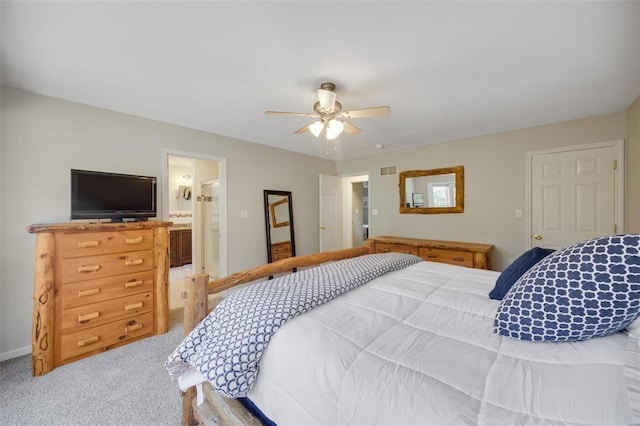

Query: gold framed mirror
399,166,464,214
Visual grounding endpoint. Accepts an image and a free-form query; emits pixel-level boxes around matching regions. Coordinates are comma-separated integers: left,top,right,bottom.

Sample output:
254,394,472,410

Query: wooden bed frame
178,237,494,425
180,245,373,425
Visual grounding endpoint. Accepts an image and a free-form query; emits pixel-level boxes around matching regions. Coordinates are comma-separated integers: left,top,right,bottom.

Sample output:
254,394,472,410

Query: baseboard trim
0,345,30,362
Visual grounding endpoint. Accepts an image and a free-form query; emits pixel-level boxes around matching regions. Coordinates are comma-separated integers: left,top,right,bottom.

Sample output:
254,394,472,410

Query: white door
529,141,623,249
319,174,343,252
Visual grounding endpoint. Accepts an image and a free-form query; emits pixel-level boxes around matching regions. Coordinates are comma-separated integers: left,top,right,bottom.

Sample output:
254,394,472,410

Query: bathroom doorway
163,150,226,311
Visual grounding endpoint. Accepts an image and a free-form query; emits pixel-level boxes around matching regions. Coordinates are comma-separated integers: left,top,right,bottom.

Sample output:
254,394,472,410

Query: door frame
524,139,624,249
342,174,370,248
162,148,227,278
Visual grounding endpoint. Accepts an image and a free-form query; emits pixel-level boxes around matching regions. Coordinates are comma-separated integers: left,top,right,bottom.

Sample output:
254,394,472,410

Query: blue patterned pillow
489,247,555,300
494,235,640,342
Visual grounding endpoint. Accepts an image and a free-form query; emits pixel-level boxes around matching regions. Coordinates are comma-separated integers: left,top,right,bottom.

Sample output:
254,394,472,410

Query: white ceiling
2,1,639,160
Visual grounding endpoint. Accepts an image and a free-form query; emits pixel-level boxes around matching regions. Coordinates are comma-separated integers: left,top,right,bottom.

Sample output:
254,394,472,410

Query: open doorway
163,150,226,311
343,174,370,248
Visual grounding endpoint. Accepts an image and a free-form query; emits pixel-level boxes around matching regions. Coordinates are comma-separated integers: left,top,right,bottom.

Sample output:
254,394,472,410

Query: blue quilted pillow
494,234,640,342
489,247,555,300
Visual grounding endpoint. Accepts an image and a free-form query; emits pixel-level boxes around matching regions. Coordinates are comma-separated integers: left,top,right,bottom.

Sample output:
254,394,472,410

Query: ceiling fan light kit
309,120,324,137
265,82,390,145
326,119,344,140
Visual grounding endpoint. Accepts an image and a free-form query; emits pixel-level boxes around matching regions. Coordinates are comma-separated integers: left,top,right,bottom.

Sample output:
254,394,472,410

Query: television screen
71,169,157,221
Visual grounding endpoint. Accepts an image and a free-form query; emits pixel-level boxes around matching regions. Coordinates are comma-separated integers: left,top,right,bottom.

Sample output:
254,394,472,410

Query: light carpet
0,309,186,426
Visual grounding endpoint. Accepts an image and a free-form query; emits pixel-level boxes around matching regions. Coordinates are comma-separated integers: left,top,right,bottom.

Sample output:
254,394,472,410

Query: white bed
247,261,635,425
170,253,638,425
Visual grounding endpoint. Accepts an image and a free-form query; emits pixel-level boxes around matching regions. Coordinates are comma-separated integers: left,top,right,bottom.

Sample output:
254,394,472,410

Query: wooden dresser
366,236,493,270
270,240,292,262
27,221,172,376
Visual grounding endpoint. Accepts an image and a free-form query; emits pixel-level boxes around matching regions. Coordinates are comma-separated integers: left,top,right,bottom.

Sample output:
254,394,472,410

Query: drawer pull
125,259,144,266
77,240,100,248
124,302,143,311
125,280,144,288
78,288,100,297
452,257,465,262
426,255,437,259
125,323,143,332
78,264,101,273
77,336,99,347
77,311,100,322
125,236,144,244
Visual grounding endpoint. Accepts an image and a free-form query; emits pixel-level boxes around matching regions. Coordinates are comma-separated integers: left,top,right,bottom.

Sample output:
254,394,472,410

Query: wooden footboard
180,245,372,425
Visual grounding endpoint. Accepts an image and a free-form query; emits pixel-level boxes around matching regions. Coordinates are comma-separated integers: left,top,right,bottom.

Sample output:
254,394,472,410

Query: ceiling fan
265,82,390,140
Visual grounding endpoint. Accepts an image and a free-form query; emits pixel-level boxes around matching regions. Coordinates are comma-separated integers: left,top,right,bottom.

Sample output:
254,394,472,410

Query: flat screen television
70,169,157,222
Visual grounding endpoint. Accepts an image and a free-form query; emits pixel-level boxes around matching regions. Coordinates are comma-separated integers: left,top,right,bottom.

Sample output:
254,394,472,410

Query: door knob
320,226,326,230
533,235,542,240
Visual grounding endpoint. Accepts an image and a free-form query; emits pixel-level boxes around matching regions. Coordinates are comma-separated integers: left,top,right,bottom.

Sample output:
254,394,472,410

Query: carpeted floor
0,309,186,426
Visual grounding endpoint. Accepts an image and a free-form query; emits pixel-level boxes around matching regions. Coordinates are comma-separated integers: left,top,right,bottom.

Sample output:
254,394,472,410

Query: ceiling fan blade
265,111,318,118
294,124,310,134
342,121,361,135
341,106,390,119
317,89,336,111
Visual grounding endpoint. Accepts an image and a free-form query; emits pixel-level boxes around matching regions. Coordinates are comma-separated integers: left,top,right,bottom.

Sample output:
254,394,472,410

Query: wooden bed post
182,273,209,335
363,239,375,254
182,273,210,426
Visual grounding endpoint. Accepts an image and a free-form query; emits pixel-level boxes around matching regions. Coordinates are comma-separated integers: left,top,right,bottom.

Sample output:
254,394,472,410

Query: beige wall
627,96,640,233
0,87,336,359
338,111,632,271
2,86,637,361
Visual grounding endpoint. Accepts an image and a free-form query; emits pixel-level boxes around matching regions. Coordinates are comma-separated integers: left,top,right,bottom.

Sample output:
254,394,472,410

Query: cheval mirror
399,165,465,214
263,190,296,263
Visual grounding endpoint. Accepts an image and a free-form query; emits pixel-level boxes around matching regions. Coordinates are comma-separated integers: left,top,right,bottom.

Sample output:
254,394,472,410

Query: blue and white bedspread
165,252,422,397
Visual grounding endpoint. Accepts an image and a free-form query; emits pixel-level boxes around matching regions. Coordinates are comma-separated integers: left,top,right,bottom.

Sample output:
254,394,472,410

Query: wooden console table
366,236,493,270
27,221,172,376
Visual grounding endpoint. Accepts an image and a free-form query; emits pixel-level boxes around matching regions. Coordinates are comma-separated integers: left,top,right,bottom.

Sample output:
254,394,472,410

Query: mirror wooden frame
263,190,296,263
399,165,465,214
269,197,291,228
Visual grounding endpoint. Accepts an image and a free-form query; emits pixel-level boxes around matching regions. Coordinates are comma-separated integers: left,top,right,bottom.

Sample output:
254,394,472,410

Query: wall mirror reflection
264,190,296,263
399,166,464,214
177,185,192,211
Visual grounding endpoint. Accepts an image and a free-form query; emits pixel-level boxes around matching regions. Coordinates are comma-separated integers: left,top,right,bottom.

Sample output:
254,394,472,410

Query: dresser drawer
60,312,154,361
418,247,473,267
376,243,419,256
59,230,153,258
61,271,154,309
60,250,153,283
61,291,153,332
272,241,291,254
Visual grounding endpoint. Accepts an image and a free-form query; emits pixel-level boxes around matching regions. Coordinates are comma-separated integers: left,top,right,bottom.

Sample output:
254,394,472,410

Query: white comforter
248,261,633,425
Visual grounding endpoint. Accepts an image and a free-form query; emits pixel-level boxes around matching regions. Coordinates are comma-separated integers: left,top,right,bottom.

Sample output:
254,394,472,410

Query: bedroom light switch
372,209,378,215
240,210,248,219
515,209,522,218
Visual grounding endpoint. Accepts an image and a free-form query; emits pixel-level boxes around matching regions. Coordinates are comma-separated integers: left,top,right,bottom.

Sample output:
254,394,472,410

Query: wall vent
380,165,397,176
